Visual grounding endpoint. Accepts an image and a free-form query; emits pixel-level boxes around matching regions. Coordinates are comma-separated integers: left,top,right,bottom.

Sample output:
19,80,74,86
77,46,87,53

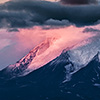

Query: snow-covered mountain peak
0,26,97,77
1,37,58,76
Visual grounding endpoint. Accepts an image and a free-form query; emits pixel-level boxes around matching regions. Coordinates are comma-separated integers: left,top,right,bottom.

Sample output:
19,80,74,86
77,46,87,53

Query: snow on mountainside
0,26,100,78
47,34,100,82
0,37,57,77
1,38,99,79
66,34,100,68
0,33,93,78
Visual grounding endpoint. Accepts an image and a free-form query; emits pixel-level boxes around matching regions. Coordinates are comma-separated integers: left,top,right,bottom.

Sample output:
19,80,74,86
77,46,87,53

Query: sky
0,0,9,3
0,0,100,70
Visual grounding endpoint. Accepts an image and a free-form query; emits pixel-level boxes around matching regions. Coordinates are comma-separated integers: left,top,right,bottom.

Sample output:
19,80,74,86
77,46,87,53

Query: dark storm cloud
60,0,98,5
44,19,71,26
0,0,100,28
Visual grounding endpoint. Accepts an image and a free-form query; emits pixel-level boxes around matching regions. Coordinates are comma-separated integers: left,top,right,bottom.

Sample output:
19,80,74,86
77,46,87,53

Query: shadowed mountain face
0,51,100,100
61,52,100,100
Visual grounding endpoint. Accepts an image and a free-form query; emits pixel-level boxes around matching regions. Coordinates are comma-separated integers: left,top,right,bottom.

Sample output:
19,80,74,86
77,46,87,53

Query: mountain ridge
0,47,100,100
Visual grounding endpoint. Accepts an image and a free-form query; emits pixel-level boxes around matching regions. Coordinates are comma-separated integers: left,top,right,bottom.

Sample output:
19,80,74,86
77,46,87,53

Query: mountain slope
61,52,100,100
0,37,56,78
0,51,100,100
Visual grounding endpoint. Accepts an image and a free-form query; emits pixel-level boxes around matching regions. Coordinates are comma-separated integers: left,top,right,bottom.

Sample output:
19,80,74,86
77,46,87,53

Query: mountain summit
1,35,100,79
0,37,57,78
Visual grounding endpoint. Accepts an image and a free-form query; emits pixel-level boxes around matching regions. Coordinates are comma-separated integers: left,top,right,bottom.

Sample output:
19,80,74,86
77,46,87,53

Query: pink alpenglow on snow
0,25,95,70
18,26,94,70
